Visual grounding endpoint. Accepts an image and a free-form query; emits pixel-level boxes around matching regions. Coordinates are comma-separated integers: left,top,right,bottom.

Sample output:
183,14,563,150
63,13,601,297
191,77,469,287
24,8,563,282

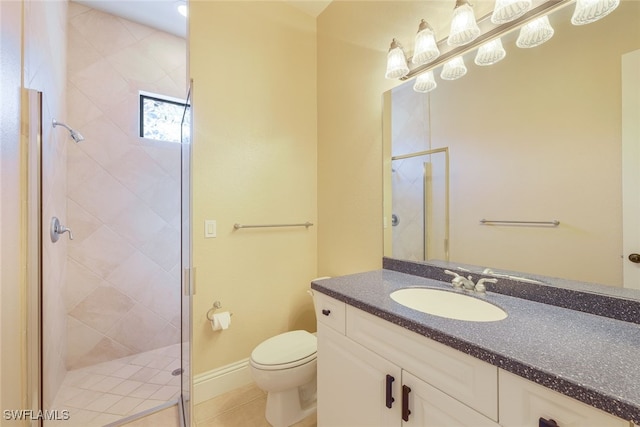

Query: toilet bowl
250,330,317,427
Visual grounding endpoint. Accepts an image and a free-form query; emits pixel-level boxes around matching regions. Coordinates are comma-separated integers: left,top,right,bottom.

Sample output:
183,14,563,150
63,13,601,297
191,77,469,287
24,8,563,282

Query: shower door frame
180,82,194,427
25,88,43,427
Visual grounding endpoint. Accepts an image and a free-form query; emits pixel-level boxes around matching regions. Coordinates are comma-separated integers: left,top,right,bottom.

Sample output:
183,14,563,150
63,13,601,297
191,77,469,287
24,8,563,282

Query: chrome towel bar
480,219,560,226
233,221,314,230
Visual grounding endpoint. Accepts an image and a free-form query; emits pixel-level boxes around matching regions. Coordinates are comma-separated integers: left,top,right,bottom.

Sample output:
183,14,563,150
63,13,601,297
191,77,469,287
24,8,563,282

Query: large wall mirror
383,0,640,288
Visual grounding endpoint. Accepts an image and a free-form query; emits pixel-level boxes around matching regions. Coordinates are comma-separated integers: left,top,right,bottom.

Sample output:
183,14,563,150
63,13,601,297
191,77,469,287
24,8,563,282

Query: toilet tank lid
251,330,317,366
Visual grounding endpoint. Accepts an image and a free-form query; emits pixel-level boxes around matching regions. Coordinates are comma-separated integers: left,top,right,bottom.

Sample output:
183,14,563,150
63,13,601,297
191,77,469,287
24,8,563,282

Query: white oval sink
390,288,507,322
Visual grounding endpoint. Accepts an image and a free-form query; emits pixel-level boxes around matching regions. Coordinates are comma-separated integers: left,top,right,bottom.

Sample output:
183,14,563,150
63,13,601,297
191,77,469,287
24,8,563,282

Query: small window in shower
139,91,189,143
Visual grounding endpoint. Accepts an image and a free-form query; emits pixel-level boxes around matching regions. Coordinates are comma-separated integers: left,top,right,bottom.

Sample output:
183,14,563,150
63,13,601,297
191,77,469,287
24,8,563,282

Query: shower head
52,119,85,143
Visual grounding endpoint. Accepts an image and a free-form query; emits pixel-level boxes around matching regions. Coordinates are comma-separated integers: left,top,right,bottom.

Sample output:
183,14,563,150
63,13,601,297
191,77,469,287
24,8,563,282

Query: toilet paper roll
210,311,231,331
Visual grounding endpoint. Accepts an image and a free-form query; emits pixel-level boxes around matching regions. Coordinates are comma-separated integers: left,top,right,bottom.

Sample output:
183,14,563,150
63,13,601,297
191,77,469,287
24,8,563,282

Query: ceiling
72,0,333,39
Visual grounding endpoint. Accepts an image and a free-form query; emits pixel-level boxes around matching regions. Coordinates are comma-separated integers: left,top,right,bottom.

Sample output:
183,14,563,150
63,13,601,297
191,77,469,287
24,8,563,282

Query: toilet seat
250,330,317,371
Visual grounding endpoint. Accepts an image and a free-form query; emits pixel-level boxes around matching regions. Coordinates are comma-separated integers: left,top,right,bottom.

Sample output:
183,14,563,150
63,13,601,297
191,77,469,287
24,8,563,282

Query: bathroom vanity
311,259,640,427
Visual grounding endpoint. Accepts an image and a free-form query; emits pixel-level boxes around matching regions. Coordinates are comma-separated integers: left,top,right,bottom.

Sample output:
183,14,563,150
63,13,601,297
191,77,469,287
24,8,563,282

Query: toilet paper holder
206,301,233,321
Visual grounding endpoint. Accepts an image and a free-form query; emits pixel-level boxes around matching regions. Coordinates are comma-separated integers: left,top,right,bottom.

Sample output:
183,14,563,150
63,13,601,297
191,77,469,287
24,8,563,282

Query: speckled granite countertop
311,269,640,423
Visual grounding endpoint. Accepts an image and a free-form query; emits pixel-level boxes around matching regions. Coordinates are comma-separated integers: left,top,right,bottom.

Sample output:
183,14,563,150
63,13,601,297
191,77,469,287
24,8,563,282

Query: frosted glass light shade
448,0,480,46
413,71,438,93
440,56,467,80
385,39,409,79
571,0,620,25
475,38,506,66
516,16,554,48
491,0,532,24
412,20,440,65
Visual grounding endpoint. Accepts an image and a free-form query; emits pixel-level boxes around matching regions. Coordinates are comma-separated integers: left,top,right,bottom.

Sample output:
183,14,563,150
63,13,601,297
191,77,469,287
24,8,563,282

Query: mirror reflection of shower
52,118,84,142
391,149,449,262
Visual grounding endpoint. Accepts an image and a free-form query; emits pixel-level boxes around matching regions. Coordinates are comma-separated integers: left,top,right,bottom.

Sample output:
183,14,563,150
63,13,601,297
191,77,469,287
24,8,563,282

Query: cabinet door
402,371,500,427
347,305,498,421
499,370,628,427
317,323,401,427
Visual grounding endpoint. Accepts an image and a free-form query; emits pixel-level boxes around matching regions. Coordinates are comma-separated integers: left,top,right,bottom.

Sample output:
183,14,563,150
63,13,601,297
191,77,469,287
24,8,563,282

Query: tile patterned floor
46,344,182,427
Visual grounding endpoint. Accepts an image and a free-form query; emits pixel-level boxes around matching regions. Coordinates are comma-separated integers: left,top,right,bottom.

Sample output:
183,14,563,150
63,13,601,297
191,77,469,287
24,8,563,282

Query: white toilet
250,330,317,427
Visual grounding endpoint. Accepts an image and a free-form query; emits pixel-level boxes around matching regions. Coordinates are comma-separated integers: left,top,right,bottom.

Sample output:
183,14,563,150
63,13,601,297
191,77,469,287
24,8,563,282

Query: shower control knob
51,217,74,243
629,253,640,264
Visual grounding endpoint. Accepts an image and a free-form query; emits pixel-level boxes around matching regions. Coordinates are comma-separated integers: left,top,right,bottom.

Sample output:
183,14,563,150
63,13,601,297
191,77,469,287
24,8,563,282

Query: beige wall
65,2,186,370
190,1,318,375
317,2,407,276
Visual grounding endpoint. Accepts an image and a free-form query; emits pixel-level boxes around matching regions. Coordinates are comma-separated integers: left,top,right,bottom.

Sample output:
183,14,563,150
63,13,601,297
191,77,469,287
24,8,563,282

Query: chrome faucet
444,270,497,293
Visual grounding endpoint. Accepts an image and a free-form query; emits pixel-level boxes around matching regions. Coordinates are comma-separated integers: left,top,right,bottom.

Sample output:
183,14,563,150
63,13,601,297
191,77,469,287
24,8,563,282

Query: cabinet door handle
402,385,411,421
539,418,559,427
322,309,331,316
385,375,395,408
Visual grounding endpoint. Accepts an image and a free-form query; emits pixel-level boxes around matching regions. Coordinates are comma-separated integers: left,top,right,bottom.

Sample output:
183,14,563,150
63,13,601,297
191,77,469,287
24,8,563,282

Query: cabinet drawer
499,369,628,427
313,291,346,334
346,306,498,421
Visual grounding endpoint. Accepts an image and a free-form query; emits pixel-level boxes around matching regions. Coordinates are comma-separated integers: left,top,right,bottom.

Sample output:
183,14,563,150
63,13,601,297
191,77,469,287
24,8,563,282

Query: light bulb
412,20,440,66
516,15,554,48
571,0,620,25
448,0,480,47
385,39,409,79
475,38,506,66
491,0,532,24
440,56,467,80
413,71,438,93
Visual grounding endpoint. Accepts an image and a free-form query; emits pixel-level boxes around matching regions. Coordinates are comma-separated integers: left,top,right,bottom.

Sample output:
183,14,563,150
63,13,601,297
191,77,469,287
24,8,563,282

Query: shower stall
21,3,193,426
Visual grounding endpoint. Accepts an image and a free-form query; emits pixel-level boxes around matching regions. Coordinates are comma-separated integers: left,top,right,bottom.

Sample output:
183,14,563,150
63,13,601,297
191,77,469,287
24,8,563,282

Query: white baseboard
193,358,254,404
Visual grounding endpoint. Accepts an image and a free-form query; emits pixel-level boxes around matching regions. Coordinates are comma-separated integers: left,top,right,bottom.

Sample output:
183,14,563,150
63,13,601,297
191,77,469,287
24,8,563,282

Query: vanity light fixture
385,39,410,79
516,15,555,48
413,70,438,93
440,56,468,80
384,0,620,93
474,38,506,66
491,0,532,24
412,20,440,66
448,0,481,47
571,0,620,25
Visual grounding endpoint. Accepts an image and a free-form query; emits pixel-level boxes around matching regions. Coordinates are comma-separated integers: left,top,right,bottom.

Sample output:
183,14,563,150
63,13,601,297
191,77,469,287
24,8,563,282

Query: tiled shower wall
390,83,431,261
24,0,69,408
65,2,186,370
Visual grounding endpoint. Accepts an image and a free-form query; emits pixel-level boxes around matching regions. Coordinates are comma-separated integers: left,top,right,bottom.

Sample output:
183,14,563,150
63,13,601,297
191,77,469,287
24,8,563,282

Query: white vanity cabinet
315,292,499,427
314,292,632,427
499,370,628,427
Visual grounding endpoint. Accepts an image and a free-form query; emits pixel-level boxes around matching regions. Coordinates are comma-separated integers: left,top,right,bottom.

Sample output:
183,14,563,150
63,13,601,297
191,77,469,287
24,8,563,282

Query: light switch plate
205,220,216,238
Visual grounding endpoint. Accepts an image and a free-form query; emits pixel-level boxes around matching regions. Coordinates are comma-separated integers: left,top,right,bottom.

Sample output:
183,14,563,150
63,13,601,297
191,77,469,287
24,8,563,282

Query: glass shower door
180,86,193,426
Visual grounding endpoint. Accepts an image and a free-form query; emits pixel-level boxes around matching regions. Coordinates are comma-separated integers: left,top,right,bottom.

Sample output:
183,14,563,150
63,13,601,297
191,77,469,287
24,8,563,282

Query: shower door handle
184,267,196,296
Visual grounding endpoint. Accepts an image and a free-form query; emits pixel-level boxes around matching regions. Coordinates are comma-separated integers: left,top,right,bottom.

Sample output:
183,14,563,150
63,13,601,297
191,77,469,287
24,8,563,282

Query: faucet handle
475,278,498,293
444,270,467,289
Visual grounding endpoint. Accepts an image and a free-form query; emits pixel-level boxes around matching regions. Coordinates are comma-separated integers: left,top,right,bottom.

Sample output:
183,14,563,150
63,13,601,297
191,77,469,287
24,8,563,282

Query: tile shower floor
47,343,182,427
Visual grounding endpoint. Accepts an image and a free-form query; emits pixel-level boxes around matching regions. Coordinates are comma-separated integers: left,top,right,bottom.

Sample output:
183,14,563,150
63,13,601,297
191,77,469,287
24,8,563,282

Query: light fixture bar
401,0,575,80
